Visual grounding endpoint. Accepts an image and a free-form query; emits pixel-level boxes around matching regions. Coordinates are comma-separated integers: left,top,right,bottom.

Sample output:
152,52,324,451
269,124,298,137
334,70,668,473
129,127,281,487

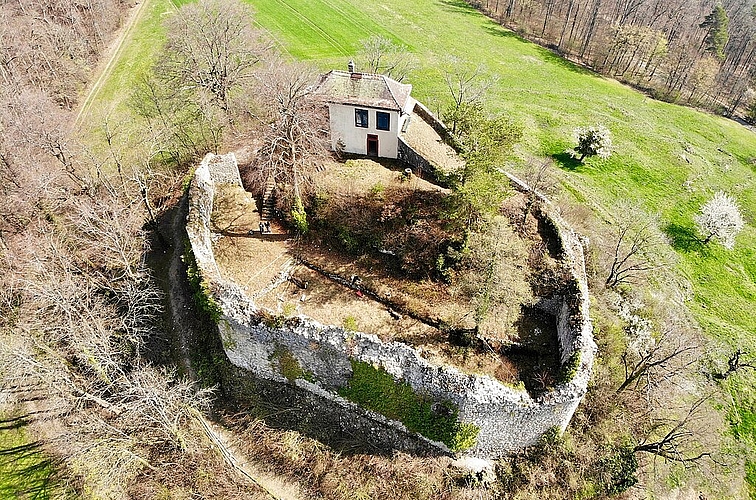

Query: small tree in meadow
694,191,744,249
572,125,612,162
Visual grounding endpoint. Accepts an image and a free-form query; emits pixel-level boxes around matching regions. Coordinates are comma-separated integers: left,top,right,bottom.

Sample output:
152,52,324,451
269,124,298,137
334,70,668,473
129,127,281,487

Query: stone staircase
260,175,276,220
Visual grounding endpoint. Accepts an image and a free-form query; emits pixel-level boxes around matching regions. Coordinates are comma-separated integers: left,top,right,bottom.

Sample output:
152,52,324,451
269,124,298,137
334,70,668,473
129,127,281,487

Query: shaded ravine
145,196,198,378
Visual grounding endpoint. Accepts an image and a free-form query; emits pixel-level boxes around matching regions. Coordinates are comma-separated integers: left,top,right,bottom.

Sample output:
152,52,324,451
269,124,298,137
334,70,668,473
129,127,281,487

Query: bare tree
616,297,699,394
633,396,718,465
441,58,497,136
159,0,270,114
711,349,756,380
605,206,670,288
251,61,329,211
356,35,415,81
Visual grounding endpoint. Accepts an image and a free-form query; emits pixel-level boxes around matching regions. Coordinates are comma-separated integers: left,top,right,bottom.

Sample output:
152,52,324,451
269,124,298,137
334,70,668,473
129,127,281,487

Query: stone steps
260,176,276,221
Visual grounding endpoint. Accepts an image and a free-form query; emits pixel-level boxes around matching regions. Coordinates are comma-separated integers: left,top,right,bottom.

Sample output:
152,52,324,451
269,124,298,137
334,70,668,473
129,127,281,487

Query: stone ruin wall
186,153,597,459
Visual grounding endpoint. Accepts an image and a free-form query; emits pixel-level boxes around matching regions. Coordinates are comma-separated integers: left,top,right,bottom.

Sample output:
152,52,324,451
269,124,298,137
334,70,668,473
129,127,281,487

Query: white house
316,65,415,159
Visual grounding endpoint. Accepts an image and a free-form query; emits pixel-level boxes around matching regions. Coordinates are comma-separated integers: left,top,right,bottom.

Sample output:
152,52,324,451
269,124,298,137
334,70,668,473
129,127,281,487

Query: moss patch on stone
560,351,582,383
338,360,479,452
271,346,315,383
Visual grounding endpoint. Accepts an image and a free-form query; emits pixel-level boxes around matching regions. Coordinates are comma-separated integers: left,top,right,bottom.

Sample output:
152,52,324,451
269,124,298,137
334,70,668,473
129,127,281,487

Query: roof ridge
382,75,412,111
315,69,412,111
331,69,384,78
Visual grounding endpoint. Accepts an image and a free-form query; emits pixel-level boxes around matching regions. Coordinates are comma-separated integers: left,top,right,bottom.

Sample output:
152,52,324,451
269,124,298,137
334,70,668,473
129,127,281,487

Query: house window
355,109,368,128
376,111,390,131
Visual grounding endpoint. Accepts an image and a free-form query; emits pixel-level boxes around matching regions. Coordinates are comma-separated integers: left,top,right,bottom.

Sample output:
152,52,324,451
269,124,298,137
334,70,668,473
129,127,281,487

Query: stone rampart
186,153,596,459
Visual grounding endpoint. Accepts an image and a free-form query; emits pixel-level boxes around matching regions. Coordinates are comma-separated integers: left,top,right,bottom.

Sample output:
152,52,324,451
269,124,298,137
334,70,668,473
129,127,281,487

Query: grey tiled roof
316,70,412,111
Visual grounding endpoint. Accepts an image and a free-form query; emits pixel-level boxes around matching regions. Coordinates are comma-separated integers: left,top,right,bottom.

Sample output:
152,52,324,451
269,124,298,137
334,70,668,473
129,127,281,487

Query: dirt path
72,0,154,132
195,412,307,500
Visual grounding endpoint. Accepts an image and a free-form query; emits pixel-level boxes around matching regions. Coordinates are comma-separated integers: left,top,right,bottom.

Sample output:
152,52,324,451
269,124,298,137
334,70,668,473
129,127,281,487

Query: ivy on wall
183,241,222,323
338,360,479,452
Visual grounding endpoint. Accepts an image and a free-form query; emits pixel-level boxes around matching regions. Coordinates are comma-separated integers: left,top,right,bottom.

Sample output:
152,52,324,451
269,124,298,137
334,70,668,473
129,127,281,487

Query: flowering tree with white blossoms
572,125,612,162
694,191,745,250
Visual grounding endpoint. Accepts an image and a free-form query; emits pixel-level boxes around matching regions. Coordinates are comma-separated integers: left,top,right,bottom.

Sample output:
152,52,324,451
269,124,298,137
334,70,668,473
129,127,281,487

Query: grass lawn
0,415,56,499
80,0,756,492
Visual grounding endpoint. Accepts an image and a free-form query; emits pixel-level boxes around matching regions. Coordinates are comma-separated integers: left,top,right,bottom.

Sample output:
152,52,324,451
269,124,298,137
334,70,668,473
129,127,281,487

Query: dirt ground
211,160,562,390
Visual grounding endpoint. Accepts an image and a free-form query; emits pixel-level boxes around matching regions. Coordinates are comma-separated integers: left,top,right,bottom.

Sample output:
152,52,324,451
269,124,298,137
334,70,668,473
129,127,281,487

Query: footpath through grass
84,0,756,491
75,0,178,145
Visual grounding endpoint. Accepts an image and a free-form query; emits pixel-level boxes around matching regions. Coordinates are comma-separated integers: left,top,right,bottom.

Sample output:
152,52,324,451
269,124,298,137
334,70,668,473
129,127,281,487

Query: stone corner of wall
524,185,596,405
498,171,595,405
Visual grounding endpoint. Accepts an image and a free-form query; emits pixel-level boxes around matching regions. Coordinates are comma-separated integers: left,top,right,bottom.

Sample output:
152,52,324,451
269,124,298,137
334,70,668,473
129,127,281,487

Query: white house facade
316,68,415,159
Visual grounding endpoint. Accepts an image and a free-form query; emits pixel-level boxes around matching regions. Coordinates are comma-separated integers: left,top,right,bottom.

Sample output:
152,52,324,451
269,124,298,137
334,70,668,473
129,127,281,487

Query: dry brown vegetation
0,0,125,109
0,1,294,497
227,415,499,500
216,157,567,391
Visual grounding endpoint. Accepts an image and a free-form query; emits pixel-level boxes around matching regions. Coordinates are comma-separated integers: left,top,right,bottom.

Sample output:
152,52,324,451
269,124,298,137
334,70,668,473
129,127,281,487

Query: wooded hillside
468,0,756,115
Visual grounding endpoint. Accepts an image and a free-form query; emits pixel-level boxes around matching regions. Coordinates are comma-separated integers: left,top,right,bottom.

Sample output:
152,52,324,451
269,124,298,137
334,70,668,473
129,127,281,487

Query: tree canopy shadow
481,23,521,40
664,222,707,254
552,152,583,171
438,0,486,17
537,46,594,75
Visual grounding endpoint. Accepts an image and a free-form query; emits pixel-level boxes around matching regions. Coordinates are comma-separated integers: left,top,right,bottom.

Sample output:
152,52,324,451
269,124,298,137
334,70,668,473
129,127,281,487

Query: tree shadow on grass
551,152,583,171
537,46,594,76
664,223,708,255
0,438,56,498
481,23,521,40
438,0,487,17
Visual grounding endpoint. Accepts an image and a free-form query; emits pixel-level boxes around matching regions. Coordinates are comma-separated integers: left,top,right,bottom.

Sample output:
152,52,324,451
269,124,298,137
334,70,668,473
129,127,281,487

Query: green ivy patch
338,360,479,452
183,241,222,323
560,351,582,383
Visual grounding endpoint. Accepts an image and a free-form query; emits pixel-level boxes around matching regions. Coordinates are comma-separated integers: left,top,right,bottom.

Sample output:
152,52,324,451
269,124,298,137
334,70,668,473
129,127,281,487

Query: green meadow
82,0,756,488
0,416,56,499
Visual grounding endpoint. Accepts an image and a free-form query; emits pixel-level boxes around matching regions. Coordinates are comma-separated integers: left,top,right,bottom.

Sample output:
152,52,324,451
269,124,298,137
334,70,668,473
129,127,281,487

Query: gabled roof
316,70,412,112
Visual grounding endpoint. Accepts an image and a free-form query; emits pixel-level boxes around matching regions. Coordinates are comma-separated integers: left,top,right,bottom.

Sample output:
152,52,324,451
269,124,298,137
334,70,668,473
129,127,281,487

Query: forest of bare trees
467,0,756,115
0,1,260,496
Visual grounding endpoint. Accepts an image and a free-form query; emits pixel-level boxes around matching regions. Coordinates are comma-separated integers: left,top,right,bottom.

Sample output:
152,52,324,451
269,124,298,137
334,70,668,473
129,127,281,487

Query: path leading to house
72,0,154,132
